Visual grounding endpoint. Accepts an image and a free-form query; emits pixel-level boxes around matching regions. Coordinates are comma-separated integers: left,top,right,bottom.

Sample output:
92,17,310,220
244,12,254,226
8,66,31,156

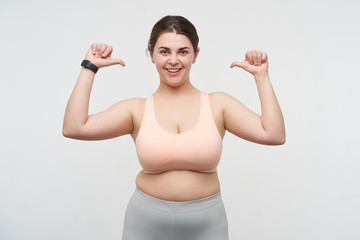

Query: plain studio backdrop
0,0,359,239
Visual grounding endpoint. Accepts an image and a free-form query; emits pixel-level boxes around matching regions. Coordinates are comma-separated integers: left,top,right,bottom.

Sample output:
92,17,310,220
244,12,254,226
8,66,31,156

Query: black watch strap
81,60,99,73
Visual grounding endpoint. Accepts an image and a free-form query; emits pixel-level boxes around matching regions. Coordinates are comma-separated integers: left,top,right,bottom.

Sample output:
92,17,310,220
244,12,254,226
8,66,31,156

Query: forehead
155,32,192,49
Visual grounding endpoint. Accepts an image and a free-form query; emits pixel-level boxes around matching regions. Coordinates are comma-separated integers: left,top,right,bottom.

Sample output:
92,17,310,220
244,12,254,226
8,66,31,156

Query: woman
63,15,285,240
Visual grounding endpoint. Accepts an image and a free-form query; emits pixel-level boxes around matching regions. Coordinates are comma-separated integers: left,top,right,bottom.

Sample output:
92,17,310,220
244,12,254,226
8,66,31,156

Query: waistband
133,187,223,213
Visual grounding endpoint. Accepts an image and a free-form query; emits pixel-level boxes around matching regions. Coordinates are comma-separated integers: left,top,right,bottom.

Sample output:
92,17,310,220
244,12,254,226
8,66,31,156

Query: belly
135,170,220,202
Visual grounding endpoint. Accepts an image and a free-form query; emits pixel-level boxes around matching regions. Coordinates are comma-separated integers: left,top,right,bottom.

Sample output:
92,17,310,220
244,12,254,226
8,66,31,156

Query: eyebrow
158,47,190,50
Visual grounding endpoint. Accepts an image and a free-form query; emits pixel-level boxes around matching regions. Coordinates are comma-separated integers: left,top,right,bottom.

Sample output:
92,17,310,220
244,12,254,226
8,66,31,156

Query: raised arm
219,50,285,145
62,43,135,140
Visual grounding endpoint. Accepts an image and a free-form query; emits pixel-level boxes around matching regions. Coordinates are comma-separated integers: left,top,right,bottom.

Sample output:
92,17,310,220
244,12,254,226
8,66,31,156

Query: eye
179,50,188,55
160,50,168,55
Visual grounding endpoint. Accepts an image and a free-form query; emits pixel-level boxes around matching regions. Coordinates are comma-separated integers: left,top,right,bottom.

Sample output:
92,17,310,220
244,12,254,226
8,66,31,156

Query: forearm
62,68,95,136
254,73,285,144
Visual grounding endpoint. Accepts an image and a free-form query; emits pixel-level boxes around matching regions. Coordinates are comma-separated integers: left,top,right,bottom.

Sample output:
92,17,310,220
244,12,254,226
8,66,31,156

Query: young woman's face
151,32,199,87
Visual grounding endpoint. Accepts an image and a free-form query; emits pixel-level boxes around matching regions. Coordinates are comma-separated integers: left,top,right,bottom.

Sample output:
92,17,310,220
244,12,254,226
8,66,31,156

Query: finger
248,50,255,65
109,58,125,67
245,51,251,62
102,45,113,58
99,44,108,56
250,50,256,65
230,61,246,69
254,50,262,66
256,50,262,65
261,52,267,63
92,43,98,55
96,43,102,58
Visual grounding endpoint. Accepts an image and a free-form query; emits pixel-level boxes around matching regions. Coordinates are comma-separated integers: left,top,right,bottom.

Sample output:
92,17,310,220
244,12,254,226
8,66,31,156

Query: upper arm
213,92,272,145
64,97,144,140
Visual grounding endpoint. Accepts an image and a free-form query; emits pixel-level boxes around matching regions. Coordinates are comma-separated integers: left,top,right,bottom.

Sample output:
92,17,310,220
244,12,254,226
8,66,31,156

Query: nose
168,54,178,65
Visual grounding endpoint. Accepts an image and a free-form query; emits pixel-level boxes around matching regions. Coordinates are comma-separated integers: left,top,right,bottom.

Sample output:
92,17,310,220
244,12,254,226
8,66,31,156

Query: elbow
265,127,286,145
62,125,81,139
265,134,286,145
62,119,72,138
62,118,87,139
271,135,286,145
62,127,73,138
277,136,286,145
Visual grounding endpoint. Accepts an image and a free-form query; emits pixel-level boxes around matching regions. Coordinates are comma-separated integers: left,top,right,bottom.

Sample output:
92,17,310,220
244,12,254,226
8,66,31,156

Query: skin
63,32,285,201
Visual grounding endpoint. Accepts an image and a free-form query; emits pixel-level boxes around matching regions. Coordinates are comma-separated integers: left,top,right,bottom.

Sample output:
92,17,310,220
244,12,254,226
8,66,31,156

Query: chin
160,76,185,87
166,79,185,87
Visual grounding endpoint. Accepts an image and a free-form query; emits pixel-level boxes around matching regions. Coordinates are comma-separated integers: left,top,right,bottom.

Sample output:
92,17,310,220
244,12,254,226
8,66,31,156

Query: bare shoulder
112,97,145,111
209,91,235,99
102,96,146,128
117,97,146,119
208,91,249,120
121,96,146,105
208,91,238,108
123,97,146,108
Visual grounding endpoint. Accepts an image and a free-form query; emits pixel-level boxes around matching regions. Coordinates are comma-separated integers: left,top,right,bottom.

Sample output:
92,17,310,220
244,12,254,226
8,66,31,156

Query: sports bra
135,91,223,174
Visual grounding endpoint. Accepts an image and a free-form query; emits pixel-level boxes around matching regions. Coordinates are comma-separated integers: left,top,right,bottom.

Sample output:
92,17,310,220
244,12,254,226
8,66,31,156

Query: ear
193,47,200,63
150,53,155,64
148,46,155,64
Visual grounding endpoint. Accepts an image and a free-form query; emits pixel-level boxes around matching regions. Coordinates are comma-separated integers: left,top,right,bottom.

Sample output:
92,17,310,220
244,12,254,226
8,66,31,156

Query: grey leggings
122,187,229,240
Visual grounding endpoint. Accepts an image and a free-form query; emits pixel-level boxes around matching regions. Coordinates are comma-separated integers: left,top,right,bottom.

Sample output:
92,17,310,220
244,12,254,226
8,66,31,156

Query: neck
155,79,199,97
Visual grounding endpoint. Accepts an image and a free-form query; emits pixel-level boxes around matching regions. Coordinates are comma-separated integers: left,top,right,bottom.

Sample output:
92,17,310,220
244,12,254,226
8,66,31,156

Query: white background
1,0,359,239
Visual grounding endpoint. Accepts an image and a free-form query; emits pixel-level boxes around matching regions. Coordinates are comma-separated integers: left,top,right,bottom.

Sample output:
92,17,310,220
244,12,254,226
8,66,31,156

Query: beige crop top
135,91,223,174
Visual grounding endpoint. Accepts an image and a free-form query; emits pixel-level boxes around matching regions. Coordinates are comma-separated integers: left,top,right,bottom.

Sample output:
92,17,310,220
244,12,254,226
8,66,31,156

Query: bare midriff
135,169,221,202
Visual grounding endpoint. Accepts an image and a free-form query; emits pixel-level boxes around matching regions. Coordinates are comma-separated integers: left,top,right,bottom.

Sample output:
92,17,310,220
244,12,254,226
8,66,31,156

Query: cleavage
153,93,201,134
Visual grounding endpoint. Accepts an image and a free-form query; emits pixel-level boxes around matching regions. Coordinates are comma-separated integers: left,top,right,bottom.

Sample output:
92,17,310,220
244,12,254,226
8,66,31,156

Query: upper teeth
167,69,180,72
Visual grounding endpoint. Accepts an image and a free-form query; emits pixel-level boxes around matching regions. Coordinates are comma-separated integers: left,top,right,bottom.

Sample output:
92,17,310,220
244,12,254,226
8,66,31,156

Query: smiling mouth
166,68,182,73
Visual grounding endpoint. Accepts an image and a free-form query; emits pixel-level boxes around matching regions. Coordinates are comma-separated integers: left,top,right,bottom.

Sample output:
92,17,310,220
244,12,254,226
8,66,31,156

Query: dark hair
148,15,199,53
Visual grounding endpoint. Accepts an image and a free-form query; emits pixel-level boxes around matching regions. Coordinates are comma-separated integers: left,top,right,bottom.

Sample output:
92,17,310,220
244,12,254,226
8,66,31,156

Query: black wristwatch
81,60,99,73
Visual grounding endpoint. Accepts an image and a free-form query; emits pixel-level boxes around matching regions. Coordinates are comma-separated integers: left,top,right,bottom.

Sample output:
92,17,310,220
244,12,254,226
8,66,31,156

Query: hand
230,50,268,76
84,43,125,68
